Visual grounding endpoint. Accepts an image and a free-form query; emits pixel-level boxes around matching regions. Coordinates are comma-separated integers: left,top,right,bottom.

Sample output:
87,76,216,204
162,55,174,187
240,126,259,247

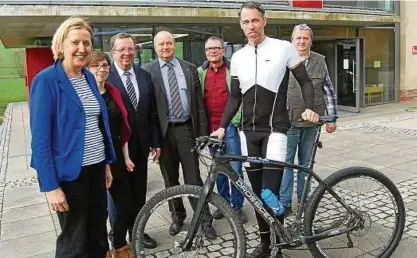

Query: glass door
335,39,363,112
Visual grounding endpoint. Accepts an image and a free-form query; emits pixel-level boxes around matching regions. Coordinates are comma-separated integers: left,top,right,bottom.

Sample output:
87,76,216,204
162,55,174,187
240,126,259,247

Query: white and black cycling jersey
232,37,301,95
220,36,315,133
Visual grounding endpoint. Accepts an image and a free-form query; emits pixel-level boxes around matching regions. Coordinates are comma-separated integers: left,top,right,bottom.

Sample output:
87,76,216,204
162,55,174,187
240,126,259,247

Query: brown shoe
114,245,133,258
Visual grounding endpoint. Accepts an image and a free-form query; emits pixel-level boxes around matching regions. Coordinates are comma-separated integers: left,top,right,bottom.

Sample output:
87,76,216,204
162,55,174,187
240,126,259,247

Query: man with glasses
197,36,248,224
107,32,161,252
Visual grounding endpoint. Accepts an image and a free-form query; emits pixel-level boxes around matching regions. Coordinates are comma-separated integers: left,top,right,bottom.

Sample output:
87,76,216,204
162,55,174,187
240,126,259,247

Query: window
360,28,395,104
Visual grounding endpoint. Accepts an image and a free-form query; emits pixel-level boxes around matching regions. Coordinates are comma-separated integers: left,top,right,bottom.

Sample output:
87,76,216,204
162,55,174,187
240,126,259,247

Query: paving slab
2,203,50,223
375,236,417,258
385,119,417,130
29,252,55,258
2,185,46,210
1,215,54,241
392,159,417,172
0,231,56,258
406,200,417,211
365,153,417,168
378,168,416,184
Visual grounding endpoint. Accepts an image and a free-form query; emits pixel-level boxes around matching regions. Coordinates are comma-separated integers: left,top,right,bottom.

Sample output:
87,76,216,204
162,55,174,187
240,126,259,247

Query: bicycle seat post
295,124,322,222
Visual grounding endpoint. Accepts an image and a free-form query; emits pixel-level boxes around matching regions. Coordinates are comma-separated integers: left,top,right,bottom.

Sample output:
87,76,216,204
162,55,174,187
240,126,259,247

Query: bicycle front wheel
304,167,405,258
131,185,246,258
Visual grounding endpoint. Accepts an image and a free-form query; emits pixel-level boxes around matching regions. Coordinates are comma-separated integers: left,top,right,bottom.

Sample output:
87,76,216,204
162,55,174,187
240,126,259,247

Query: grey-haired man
280,24,338,216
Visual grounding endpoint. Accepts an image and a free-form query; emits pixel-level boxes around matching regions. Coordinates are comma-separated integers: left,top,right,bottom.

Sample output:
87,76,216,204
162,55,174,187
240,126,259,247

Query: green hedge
0,78,27,124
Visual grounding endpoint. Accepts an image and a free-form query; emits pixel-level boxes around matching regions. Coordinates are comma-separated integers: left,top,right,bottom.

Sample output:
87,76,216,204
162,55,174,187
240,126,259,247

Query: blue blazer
29,61,116,192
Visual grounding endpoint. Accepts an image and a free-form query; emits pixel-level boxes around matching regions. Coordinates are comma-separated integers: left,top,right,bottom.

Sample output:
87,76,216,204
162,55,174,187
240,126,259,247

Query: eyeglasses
113,48,135,54
90,64,110,70
205,47,223,52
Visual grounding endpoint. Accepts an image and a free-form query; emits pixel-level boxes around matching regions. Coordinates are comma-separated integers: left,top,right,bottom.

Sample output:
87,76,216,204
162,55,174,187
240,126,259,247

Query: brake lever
191,137,205,152
190,145,197,152
190,140,200,152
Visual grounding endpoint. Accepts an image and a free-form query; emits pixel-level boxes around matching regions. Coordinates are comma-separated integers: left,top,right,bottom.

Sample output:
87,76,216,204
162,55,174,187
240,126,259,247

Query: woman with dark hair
86,50,135,258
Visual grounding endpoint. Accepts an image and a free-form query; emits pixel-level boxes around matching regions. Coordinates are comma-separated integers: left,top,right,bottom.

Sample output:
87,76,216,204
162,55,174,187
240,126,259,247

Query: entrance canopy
0,3,400,47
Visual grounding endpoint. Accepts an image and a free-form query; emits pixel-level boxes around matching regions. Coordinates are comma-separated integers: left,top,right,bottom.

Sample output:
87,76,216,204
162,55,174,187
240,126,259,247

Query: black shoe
142,233,157,249
203,224,217,240
247,243,282,258
213,209,224,220
169,220,184,236
235,208,248,224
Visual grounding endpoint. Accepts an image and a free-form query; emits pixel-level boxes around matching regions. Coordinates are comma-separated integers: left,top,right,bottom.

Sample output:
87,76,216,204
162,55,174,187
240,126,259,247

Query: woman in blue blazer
29,17,116,258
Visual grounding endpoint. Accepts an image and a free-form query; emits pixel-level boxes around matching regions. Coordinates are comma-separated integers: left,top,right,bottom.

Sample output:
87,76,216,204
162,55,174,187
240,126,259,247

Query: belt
168,119,191,127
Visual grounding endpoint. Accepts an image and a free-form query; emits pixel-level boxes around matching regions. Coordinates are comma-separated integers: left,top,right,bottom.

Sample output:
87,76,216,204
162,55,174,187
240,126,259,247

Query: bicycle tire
131,185,246,257
304,166,405,258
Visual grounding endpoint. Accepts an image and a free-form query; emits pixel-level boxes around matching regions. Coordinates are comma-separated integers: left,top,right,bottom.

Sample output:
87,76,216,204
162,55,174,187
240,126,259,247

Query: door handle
352,60,356,93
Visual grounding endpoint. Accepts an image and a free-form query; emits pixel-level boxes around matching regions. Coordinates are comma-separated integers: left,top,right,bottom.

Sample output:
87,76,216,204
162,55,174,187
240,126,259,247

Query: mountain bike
132,115,405,258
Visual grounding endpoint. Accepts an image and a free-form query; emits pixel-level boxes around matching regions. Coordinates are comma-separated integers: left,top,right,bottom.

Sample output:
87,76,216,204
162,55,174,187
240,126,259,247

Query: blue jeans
279,126,316,207
213,125,244,209
107,191,116,243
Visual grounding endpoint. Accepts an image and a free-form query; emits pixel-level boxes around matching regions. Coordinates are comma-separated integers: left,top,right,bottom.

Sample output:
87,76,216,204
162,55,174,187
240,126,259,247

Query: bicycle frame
182,120,362,250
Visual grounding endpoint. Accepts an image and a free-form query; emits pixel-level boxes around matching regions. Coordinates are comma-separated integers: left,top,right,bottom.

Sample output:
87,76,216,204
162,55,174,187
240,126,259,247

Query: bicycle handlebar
316,115,338,124
298,114,338,125
191,136,224,153
192,115,337,152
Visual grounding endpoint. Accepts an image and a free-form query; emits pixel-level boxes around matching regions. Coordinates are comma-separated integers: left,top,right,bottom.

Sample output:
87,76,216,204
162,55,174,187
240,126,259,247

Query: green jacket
197,58,241,128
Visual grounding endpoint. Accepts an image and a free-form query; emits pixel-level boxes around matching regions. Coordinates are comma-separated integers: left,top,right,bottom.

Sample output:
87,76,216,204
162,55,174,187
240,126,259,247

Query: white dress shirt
114,61,140,102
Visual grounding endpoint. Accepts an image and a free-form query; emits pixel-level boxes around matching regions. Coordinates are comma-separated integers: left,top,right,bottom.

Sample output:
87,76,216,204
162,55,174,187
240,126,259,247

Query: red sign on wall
412,46,417,55
292,0,323,9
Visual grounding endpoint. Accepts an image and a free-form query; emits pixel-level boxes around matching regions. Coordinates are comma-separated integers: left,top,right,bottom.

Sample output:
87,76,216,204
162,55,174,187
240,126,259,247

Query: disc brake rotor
172,231,204,257
351,211,372,237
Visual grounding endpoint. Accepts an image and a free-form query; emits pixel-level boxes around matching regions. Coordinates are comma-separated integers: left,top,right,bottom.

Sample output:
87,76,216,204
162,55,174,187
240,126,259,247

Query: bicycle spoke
132,186,245,258
304,167,405,258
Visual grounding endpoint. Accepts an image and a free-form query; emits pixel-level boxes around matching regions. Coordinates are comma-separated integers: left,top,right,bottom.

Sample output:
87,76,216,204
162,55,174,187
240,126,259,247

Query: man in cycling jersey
211,1,319,257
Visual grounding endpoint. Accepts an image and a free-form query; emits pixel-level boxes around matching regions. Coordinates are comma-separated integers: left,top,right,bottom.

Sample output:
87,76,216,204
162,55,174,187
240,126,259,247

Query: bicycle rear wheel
304,167,405,258
131,185,246,257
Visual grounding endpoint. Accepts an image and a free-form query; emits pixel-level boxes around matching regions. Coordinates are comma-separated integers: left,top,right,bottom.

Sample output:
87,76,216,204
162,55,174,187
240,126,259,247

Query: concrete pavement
1,101,417,257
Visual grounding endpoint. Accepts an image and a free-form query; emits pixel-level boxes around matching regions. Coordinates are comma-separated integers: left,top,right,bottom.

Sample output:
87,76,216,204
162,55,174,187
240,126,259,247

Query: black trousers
56,163,108,258
159,121,212,224
126,155,148,241
240,131,285,244
107,159,133,249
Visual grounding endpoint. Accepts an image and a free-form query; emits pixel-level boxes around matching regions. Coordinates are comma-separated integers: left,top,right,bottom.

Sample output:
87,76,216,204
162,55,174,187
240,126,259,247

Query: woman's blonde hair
51,17,93,60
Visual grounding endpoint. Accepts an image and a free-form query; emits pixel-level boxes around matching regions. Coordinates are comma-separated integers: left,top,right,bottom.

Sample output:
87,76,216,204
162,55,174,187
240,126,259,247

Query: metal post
394,23,400,102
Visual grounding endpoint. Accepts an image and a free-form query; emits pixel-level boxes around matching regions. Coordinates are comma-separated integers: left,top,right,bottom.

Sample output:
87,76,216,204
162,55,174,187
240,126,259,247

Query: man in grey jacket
280,24,338,215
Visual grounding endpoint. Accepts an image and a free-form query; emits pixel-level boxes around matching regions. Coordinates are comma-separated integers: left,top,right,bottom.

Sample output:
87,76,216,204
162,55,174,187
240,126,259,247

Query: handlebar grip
297,115,338,124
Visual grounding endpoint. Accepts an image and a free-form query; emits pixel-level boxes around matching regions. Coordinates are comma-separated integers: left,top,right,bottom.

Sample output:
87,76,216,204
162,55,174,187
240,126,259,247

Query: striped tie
124,71,138,109
166,63,183,118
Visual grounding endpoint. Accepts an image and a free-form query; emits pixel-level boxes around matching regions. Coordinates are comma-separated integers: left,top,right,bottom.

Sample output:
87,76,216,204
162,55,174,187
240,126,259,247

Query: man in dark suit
142,30,217,239
107,32,160,250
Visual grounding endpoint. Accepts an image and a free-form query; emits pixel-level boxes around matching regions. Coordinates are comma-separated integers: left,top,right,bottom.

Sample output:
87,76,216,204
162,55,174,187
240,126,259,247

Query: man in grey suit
142,30,217,239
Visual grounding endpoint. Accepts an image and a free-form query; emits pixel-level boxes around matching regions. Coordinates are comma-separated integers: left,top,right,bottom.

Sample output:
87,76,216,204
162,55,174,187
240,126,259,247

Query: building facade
0,0,410,112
